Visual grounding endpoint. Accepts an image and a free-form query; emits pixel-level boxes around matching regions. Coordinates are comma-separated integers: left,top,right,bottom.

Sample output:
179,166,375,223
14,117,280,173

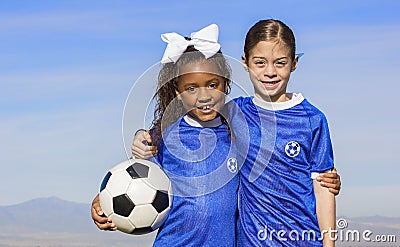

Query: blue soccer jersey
229,93,334,247
152,115,239,247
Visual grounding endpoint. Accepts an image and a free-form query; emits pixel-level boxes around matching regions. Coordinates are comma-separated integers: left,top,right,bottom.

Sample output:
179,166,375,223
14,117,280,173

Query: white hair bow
160,24,221,64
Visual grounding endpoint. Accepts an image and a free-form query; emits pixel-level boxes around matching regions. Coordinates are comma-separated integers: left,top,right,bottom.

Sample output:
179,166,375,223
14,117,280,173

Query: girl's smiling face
243,41,298,103
175,61,227,122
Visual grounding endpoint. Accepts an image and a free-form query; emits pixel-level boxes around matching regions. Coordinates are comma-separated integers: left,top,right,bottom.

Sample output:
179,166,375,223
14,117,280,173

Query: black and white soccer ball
285,141,301,158
99,158,172,234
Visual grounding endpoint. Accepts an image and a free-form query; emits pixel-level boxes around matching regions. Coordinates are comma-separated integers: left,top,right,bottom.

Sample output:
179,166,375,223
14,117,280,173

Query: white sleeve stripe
311,172,320,179
311,169,333,179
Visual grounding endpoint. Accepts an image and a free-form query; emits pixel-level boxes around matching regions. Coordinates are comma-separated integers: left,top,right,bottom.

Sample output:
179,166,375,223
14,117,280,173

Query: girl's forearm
314,179,336,247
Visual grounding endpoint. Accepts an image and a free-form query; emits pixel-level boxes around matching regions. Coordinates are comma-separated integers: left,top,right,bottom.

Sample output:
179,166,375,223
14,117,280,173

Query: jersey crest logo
285,141,301,158
227,157,238,173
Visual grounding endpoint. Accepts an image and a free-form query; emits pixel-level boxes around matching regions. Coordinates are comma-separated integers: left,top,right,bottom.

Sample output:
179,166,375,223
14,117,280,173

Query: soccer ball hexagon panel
99,159,172,234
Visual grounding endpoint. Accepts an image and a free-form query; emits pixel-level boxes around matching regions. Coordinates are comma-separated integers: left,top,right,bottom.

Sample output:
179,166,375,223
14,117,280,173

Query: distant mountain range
0,197,156,247
0,197,398,247
0,196,92,233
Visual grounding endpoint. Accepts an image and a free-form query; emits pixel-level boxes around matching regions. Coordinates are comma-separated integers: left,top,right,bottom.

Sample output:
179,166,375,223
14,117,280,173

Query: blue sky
1,0,400,218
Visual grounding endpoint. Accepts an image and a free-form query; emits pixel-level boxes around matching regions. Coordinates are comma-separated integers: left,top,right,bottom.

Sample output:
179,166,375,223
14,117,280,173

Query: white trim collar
252,93,304,111
183,114,223,128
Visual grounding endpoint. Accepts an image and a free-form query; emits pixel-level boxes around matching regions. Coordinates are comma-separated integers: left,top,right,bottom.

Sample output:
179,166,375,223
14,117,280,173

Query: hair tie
160,24,221,64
